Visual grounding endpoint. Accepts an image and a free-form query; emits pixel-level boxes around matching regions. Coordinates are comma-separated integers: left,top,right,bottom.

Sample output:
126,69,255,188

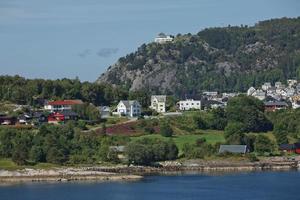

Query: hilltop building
154,33,173,44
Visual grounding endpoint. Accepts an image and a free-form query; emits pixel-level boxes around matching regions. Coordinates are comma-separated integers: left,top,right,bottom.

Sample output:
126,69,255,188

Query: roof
219,145,248,154
109,146,125,152
151,95,166,102
47,100,83,106
294,143,300,149
157,33,167,38
264,101,288,107
279,144,295,151
120,100,140,108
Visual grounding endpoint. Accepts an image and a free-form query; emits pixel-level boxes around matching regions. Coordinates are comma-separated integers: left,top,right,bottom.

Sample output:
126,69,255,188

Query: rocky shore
0,168,143,184
1,157,299,184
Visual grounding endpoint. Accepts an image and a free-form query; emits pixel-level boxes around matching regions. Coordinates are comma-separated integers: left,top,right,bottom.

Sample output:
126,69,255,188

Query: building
18,114,32,125
279,144,296,153
0,116,16,125
177,99,201,111
262,82,272,91
247,87,256,96
44,100,83,112
154,33,173,43
287,79,297,88
279,143,300,154
264,101,288,112
48,110,78,124
116,100,141,117
218,145,249,154
252,89,266,100
100,106,111,118
275,81,284,89
150,95,166,113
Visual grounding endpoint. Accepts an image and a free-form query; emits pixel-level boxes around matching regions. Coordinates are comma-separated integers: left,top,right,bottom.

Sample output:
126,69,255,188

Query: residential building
279,143,300,154
262,82,272,91
44,100,83,112
275,81,284,89
247,87,256,96
0,115,17,125
287,79,297,88
154,33,173,43
48,110,78,124
150,95,166,113
177,99,201,111
100,106,111,118
116,100,141,117
218,145,249,154
252,89,266,100
264,101,288,112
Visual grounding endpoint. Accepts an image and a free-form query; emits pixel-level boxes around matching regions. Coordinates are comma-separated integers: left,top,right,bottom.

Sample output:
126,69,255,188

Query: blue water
0,171,299,200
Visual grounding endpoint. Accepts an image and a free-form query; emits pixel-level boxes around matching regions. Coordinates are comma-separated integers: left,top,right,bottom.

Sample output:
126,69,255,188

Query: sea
0,171,299,200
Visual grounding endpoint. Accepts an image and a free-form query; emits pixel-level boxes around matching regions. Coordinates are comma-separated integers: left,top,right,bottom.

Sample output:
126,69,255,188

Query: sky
0,0,299,82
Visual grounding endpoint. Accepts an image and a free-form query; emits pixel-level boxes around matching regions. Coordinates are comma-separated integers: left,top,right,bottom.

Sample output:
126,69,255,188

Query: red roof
47,100,83,106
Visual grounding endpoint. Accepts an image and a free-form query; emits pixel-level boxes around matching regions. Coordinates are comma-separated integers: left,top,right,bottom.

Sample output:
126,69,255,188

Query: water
0,171,299,200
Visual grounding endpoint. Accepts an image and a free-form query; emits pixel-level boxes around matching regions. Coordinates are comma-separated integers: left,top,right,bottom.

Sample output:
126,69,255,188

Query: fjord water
0,171,299,200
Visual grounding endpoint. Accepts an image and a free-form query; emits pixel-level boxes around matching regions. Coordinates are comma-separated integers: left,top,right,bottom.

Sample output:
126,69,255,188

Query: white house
252,89,266,100
44,100,83,112
247,87,256,96
116,100,141,117
262,82,272,91
150,95,166,113
177,99,201,111
154,33,173,44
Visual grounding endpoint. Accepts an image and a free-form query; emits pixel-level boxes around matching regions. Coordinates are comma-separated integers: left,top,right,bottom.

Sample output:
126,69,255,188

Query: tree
224,122,244,139
273,123,288,145
29,146,45,163
46,147,68,164
254,135,275,154
160,123,173,137
126,143,153,165
226,95,273,132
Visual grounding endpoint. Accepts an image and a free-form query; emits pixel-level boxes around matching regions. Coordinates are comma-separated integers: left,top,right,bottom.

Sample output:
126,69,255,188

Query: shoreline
0,160,299,184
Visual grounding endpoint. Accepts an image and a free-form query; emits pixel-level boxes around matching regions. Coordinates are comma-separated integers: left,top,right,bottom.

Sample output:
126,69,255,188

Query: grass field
130,130,225,153
0,158,58,171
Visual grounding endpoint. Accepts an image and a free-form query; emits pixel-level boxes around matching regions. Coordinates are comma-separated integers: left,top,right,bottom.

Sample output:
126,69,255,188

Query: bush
160,123,173,137
126,138,178,165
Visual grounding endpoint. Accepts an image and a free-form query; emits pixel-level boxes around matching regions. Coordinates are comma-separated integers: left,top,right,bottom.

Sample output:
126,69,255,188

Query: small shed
219,145,249,154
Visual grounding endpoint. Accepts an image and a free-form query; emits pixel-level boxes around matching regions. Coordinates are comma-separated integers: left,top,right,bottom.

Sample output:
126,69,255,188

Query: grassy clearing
130,131,225,153
0,158,59,171
0,159,22,170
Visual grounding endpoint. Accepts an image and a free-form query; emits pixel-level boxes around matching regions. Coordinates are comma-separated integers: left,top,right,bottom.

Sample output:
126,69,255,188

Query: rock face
97,17,300,94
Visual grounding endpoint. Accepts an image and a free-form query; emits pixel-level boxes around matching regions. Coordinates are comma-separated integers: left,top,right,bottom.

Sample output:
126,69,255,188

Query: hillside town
2,79,300,126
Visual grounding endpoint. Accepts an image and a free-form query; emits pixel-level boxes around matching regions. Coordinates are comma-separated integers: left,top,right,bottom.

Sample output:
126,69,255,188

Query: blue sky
0,0,299,81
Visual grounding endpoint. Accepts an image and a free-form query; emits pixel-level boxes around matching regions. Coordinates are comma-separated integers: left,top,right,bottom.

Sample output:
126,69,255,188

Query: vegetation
126,138,178,165
99,17,300,95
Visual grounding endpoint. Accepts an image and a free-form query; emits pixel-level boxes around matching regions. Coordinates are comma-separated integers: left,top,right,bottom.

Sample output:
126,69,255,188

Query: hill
97,17,300,96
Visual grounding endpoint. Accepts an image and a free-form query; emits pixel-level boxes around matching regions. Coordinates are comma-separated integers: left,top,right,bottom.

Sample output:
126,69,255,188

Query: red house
279,143,300,154
295,143,300,154
48,110,78,124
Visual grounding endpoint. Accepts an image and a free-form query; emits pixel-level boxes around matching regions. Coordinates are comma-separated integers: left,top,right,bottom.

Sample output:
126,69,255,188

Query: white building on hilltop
150,95,166,113
154,33,173,44
116,100,141,117
177,99,201,111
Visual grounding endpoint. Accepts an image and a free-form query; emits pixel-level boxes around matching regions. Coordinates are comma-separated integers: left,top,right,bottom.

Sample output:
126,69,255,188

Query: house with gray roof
116,100,141,117
218,145,249,154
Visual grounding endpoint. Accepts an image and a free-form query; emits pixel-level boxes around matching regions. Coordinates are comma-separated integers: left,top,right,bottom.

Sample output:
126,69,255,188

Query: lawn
130,131,225,153
0,158,58,171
